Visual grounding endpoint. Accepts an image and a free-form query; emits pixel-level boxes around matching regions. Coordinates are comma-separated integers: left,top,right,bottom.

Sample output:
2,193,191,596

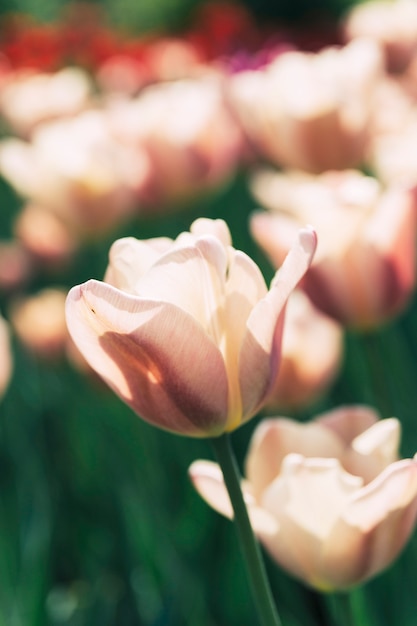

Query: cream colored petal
245,418,345,501
104,236,174,292
322,458,417,588
189,460,278,534
317,405,379,445
65,280,229,436
132,237,227,339
222,249,268,428
190,218,232,247
263,454,363,539
260,454,363,589
239,227,317,422
344,418,400,483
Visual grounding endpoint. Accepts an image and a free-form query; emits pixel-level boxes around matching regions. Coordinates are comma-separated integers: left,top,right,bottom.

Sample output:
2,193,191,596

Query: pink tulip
228,39,382,172
344,0,417,73
106,76,243,206
65,218,316,436
10,288,68,359
190,406,417,589
0,110,151,237
0,67,93,137
250,168,417,329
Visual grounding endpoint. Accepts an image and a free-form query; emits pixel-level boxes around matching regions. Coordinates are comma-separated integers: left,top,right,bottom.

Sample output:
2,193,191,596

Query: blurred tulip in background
250,168,417,329
106,76,244,207
9,287,68,359
228,38,382,172
0,66,93,137
344,0,417,73
0,109,151,236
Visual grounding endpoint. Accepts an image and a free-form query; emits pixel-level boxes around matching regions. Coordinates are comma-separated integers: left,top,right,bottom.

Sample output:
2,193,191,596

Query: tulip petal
222,249,268,427
322,458,417,588
189,460,278,535
66,280,229,436
132,237,228,338
261,454,363,589
190,217,232,247
104,236,174,292
245,418,345,500
317,405,379,445
239,227,317,421
344,418,400,483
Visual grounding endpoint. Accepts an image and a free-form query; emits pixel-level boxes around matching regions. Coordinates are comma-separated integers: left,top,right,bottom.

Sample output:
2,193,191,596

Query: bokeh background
1,0,417,625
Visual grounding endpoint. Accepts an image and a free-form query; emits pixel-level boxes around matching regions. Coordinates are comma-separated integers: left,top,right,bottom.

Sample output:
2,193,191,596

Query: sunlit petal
66,280,229,435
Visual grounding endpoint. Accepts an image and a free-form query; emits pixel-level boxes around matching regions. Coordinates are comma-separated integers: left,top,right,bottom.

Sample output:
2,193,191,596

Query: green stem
210,432,281,626
326,591,357,626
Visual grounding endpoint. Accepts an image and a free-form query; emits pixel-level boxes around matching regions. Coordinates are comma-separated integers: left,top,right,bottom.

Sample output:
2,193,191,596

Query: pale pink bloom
0,110,151,236
190,407,417,590
0,67,93,137
344,0,417,72
65,218,316,436
250,168,417,329
107,76,243,206
266,289,343,410
10,288,68,359
0,314,12,399
14,202,77,267
228,39,383,172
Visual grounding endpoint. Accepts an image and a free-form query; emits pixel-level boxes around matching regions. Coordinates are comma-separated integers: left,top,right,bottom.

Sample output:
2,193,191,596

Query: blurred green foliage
0,0,364,31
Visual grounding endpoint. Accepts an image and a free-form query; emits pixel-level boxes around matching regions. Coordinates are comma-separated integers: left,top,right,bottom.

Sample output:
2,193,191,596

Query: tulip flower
106,76,243,206
65,218,316,437
10,288,68,359
228,38,382,172
0,109,151,237
13,202,77,267
0,67,93,137
190,406,417,590
266,289,343,411
344,0,417,73
250,168,417,329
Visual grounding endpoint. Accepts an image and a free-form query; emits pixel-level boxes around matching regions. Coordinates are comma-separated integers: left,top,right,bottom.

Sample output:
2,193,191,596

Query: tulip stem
211,433,281,626
327,591,357,626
